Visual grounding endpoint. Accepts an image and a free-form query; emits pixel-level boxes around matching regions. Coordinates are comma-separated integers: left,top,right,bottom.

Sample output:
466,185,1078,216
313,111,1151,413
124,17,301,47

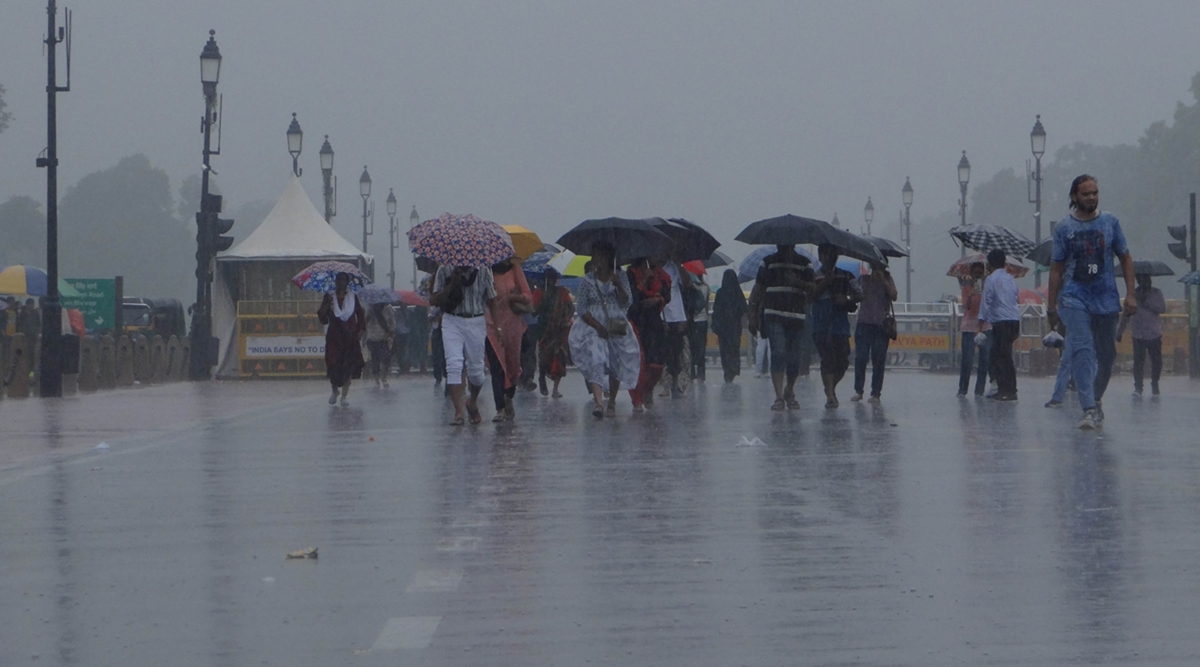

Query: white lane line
406,569,464,593
436,536,480,552
371,616,442,651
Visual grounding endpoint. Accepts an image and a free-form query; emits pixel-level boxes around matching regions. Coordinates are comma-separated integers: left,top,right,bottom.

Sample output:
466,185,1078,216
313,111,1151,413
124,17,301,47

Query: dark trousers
813,331,851,381
1091,312,1119,402
485,339,515,412
519,327,539,385
988,320,1020,397
367,340,392,378
853,323,889,397
1132,336,1163,391
431,328,446,382
959,331,991,395
688,320,708,381
665,321,687,378
717,331,741,381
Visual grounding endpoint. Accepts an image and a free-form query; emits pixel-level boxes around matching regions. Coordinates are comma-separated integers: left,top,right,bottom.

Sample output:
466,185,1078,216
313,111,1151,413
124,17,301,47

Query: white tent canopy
220,175,370,263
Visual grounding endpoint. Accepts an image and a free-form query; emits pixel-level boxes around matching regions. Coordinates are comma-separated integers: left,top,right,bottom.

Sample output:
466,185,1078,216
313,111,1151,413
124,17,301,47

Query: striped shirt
433,266,497,317
754,253,815,323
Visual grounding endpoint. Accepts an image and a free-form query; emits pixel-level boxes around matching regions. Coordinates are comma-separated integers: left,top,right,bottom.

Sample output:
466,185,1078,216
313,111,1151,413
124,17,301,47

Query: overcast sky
4,0,1200,274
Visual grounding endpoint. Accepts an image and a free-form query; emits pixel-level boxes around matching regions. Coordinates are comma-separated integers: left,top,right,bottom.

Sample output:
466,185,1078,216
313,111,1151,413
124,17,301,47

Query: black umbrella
557,217,675,265
1130,259,1175,277
735,214,886,264
703,250,735,269
653,218,721,263
862,235,908,258
1027,238,1054,266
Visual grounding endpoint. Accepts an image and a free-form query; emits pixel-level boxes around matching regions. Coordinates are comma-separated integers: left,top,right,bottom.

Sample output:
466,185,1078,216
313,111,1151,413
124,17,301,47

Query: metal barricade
887,302,957,370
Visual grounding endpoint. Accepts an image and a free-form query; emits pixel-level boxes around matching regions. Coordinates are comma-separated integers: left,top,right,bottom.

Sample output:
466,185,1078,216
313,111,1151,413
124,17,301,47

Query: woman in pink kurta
485,258,533,420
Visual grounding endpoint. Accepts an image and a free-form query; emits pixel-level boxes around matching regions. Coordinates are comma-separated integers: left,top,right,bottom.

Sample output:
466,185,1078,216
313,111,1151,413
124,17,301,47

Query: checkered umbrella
949,225,1037,259
407,213,516,267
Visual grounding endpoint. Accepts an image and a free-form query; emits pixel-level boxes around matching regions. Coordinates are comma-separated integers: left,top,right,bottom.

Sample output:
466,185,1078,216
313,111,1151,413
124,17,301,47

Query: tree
0,83,12,135
58,154,194,304
0,196,46,267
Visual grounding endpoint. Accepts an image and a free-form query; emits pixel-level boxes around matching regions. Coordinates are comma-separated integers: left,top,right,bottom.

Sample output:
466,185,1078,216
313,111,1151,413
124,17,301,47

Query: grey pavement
3,370,1200,666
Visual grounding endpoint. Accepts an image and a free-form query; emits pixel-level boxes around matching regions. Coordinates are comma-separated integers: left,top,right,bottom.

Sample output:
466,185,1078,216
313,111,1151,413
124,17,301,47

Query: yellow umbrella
502,225,543,261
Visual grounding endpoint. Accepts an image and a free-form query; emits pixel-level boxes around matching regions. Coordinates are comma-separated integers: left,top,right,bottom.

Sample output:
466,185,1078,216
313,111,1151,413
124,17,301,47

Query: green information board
62,278,117,331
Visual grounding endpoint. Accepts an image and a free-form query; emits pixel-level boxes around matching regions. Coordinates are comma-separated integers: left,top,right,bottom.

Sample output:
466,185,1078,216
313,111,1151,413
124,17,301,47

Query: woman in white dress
568,241,642,418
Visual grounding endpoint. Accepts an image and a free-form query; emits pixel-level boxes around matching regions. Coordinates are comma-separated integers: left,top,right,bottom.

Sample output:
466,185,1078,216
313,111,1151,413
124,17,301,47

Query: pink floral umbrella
407,213,515,267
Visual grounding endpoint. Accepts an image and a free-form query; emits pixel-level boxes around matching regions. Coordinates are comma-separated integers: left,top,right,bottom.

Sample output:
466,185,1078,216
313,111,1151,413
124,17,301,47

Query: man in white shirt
977,249,1020,401
661,257,689,397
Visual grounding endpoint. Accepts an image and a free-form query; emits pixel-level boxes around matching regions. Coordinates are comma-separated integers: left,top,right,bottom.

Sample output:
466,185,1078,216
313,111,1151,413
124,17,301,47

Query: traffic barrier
5,333,31,399
149,336,167,384
115,335,134,387
132,335,150,383
98,335,116,389
166,336,183,382
179,338,192,379
78,337,98,392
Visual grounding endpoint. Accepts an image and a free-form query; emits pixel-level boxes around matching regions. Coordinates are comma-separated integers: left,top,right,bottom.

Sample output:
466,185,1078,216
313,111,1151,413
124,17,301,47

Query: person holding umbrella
432,264,500,425
626,255,672,410
747,244,817,410
484,256,534,421
365,302,396,388
851,260,898,403
978,249,1020,402
957,261,992,397
568,241,641,418
1117,273,1166,396
317,272,366,407
809,243,862,408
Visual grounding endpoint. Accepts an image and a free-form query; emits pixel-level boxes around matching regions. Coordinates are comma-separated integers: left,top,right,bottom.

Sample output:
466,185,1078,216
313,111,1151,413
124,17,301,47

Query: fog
3,0,1200,299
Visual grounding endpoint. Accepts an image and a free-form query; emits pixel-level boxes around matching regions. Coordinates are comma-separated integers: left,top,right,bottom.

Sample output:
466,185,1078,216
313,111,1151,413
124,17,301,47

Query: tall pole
189,30,221,381
410,206,420,291
1191,193,1198,378
1029,115,1047,288
902,176,913,303
38,0,69,397
957,150,970,259
319,135,334,223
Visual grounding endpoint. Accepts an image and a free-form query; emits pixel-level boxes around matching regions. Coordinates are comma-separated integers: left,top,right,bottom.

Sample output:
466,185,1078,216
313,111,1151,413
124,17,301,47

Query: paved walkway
2,371,1200,665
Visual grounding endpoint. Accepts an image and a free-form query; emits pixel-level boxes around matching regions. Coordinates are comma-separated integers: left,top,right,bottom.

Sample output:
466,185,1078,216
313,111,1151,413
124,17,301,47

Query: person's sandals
552,390,562,399
492,413,506,423
605,402,616,417
771,399,786,411
786,397,800,410
466,401,482,425
592,405,604,419
449,416,465,426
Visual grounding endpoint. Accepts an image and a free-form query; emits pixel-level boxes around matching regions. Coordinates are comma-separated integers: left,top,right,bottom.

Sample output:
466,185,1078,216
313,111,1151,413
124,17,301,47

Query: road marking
370,616,441,651
436,536,480,552
406,569,463,593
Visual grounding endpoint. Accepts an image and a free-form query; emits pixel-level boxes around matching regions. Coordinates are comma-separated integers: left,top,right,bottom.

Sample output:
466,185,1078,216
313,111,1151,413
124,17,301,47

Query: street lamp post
831,212,840,228
410,206,420,290
319,135,335,223
188,29,224,382
902,177,914,302
957,150,971,258
863,197,874,236
286,113,303,177
36,0,71,397
1028,115,1046,287
359,166,373,254
386,189,398,290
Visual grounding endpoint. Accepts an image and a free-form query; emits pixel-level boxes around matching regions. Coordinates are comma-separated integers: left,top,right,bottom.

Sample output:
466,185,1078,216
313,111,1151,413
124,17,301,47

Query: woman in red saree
317,272,366,407
535,267,574,398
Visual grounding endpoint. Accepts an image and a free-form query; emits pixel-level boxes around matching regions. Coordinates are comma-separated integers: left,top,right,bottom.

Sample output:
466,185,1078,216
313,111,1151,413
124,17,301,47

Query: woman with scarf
317,272,366,406
535,267,574,398
626,256,671,410
711,268,747,383
484,256,534,421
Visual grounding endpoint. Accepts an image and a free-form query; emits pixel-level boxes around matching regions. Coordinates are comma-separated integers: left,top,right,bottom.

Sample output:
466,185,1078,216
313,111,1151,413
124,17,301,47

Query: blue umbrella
1179,270,1200,286
736,246,818,283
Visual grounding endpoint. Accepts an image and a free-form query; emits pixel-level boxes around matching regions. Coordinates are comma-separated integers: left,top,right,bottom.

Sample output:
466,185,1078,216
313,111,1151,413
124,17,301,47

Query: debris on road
285,547,318,560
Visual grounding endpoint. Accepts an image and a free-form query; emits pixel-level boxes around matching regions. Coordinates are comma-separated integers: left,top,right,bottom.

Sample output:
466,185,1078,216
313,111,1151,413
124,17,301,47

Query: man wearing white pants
432,265,498,425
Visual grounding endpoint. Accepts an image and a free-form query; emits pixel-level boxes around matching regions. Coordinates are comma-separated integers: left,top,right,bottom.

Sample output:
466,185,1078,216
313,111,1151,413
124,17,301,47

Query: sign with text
244,335,325,358
61,278,116,331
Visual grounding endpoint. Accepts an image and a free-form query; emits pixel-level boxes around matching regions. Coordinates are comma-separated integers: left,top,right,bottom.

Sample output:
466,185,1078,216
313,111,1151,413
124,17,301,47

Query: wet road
3,371,1200,665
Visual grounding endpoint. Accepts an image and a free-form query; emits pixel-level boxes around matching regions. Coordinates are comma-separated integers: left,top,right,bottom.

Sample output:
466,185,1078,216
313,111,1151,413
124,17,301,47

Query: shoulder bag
883,300,898,341
593,276,628,337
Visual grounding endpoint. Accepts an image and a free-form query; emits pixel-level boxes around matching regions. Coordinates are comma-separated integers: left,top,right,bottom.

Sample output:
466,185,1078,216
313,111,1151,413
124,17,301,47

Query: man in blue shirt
1047,174,1137,430
978,249,1020,401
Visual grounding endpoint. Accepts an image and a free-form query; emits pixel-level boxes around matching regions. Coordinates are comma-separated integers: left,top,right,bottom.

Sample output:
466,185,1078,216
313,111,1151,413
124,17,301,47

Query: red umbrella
681,260,706,276
1018,288,1043,305
396,290,429,307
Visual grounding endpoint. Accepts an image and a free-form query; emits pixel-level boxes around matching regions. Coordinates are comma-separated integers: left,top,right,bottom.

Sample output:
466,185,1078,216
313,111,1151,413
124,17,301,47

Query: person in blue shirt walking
810,243,862,408
1047,175,1137,430
978,249,1021,401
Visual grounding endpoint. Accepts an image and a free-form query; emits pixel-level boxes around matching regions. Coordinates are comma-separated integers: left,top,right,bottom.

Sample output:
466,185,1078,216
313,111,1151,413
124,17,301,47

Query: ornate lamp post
1028,115,1047,287
188,29,225,381
957,150,971,257
386,189,398,290
410,206,420,290
319,135,335,223
831,212,840,228
902,177,914,302
359,166,373,254
286,113,303,176
863,197,874,236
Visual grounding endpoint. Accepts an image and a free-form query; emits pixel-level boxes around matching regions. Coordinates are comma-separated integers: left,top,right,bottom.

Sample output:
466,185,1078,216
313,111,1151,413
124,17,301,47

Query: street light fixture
863,197,874,236
831,212,840,228
1028,115,1047,287
386,189,398,290
359,165,373,254
319,135,335,223
410,206,420,290
286,113,303,177
957,150,971,257
902,177,914,302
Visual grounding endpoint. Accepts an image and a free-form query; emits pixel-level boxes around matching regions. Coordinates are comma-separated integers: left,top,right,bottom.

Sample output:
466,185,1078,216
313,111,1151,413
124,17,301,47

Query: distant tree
0,83,11,135
58,154,193,304
0,196,46,267
177,173,202,222
231,199,272,244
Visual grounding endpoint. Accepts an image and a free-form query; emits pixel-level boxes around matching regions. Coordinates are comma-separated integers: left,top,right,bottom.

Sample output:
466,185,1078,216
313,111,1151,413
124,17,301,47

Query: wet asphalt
2,369,1200,666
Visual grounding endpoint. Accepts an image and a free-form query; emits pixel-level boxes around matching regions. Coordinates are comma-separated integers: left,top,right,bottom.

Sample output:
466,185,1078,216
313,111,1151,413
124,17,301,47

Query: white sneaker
1078,409,1100,430
850,393,863,402
328,390,338,405
867,395,881,404
340,395,349,407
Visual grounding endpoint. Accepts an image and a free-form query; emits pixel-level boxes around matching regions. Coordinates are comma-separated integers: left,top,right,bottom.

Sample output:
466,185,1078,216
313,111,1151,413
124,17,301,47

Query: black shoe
1152,384,1160,396
995,393,1018,402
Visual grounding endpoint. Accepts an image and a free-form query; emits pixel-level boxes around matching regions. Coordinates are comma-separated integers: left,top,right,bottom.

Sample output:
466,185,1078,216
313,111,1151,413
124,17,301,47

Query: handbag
883,300,898,341
593,276,628,337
